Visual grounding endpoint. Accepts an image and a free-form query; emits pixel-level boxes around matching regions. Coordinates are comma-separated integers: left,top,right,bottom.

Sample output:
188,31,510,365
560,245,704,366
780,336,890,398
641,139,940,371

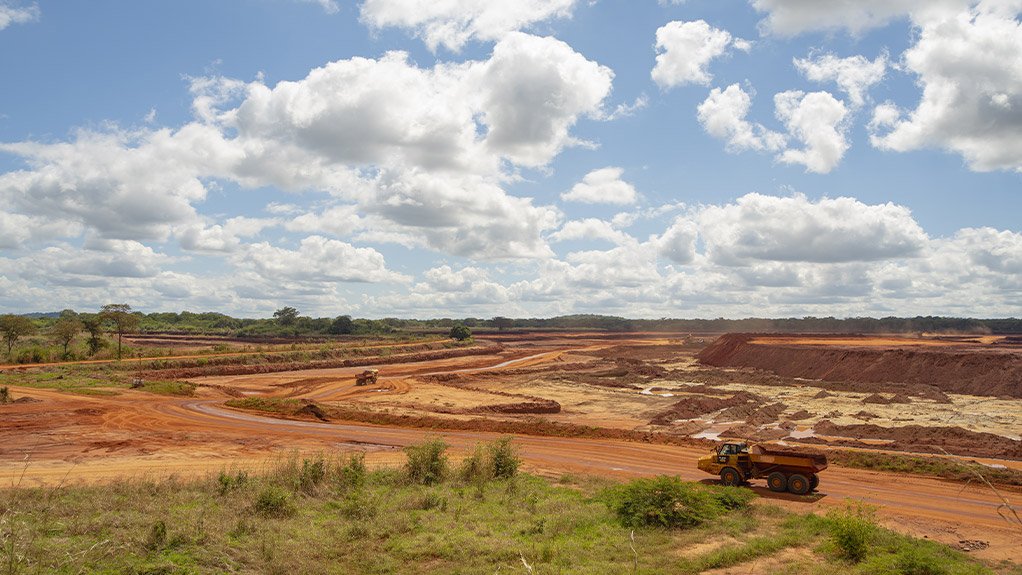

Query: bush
404,438,448,485
338,453,367,490
15,347,48,364
709,486,756,511
488,437,520,480
604,476,723,529
458,445,489,484
216,470,248,496
893,545,949,575
144,520,168,552
449,325,472,341
0,386,10,404
253,486,293,517
299,457,326,494
827,503,878,562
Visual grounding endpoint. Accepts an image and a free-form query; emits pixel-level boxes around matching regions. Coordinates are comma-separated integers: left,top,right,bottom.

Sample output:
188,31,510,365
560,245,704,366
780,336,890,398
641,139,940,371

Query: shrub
340,491,378,520
709,486,756,511
404,438,448,485
827,503,878,563
604,476,721,529
893,545,949,575
253,486,293,517
0,386,10,404
338,453,367,490
144,520,167,551
488,436,520,480
217,470,248,496
458,445,489,484
299,457,326,494
449,325,472,341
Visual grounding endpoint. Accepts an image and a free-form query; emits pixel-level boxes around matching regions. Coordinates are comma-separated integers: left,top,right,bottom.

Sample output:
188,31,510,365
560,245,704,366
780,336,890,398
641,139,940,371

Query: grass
0,441,1006,575
136,380,197,396
829,450,1022,487
0,367,123,396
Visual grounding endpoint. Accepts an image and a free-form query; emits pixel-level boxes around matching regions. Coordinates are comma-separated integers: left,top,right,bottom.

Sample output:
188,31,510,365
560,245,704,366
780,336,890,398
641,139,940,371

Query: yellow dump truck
354,369,379,386
697,441,827,495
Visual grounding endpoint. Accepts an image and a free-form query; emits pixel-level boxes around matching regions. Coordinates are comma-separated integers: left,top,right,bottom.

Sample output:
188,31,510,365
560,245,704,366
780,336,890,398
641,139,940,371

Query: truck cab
697,441,750,484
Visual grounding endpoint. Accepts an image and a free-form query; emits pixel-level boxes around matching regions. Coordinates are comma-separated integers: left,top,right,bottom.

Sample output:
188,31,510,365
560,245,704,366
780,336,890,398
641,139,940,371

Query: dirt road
2,336,1020,562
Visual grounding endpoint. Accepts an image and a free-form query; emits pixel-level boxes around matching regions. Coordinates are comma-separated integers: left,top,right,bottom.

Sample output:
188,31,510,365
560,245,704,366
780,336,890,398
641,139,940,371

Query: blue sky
0,0,1019,318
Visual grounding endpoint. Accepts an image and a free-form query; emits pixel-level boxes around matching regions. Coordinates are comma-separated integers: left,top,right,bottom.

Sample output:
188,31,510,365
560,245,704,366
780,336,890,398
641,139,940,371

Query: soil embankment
698,334,1022,398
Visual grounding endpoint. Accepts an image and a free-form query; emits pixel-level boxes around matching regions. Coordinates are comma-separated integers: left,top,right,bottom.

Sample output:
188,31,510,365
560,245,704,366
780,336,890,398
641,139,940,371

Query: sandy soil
1,332,1020,563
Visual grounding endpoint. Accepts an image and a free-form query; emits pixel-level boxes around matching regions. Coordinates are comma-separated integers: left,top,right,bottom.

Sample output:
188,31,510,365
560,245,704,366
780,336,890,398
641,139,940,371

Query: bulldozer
355,369,379,386
697,441,827,495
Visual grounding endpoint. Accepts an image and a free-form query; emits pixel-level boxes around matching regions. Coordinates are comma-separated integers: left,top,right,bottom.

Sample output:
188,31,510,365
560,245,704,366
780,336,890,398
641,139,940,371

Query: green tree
492,316,513,331
328,315,354,335
273,307,299,326
80,314,105,356
51,310,84,358
0,314,36,358
449,324,472,341
100,304,139,360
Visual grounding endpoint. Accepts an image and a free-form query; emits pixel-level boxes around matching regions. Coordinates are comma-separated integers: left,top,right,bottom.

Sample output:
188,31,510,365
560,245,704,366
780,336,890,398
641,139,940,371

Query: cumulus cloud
0,2,38,30
697,193,928,264
774,90,850,173
696,84,786,152
657,217,698,264
561,167,638,205
869,2,1022,171
359,0,577,51
652,20,747,88
549,218,634,245
794,52,888,107
235,236,409,284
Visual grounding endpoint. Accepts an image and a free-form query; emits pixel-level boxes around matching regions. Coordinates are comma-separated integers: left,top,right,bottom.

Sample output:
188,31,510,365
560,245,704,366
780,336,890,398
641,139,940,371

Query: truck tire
767,472,787,492
720,467,741,486
787,474,811,495
809,473,819,492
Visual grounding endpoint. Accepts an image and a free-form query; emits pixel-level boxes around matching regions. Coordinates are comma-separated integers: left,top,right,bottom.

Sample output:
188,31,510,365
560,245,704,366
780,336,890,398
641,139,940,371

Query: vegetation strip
0,440,996,574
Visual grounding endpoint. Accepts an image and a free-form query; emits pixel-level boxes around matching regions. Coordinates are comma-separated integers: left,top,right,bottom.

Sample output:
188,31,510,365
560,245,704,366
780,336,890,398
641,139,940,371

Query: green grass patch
137,379,197,396
829,450,1022,487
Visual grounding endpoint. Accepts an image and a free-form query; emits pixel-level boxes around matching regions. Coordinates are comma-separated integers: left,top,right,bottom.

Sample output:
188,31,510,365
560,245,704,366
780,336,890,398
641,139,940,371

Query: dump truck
697,441,827,495
354,369,379,386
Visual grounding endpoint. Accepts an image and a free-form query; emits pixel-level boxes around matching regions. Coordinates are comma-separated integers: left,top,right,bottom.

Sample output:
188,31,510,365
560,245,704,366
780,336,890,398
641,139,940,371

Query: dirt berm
698,334,1022,398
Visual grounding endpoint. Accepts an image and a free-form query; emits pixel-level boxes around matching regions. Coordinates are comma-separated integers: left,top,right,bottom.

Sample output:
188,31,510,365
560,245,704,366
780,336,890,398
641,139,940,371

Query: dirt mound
814,421,1022,460
719,424,787,442
853,411,879,420
788,410,813,420
650,391,766,425
470,400,561,415
698,333,1022,398
862,393,891,404
812,390,834,399
297,402,329,421
11,396,41,404
889,394,912,404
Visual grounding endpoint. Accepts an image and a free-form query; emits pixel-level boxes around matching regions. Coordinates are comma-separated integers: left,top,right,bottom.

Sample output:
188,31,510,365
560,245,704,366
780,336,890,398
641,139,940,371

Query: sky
0,0,1020,319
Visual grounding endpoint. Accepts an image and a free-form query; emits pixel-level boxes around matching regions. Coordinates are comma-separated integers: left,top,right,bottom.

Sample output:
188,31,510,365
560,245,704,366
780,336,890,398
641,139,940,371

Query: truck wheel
767,472,787,492
720,467,741,486
787,474,810,495
809,473,819,492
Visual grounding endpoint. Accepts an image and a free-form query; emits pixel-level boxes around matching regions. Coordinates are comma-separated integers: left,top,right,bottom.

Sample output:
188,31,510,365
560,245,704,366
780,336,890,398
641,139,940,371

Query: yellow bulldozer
697,441,827,495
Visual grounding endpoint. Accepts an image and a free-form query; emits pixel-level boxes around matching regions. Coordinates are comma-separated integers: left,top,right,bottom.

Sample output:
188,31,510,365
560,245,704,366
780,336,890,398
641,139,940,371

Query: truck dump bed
749,444,828,473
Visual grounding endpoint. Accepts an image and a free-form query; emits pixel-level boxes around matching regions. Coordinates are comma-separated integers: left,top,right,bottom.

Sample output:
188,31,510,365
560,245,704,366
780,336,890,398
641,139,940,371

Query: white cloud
301,0,339,14
236,236,409,284
869,2,1022,171
561,167,638,205
696,84,786,152
475,32,614,167
359,0,578,52
657,217,699,265
749,0,970,36
0,2,38,30
696,193,928,264
794,52,888,107
652,20,746,88
549,218,634,245
774,90,850,173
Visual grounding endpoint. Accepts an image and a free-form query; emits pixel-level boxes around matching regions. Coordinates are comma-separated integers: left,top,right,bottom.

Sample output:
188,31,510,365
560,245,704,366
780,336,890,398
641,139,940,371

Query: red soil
698,334,1022,398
